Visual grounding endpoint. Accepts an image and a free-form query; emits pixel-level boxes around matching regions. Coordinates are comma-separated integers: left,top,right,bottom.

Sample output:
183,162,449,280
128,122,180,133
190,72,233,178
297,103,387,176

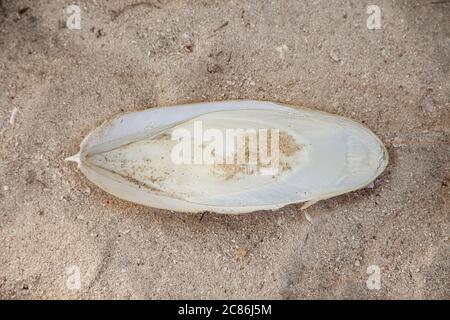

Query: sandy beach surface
0,0,449,299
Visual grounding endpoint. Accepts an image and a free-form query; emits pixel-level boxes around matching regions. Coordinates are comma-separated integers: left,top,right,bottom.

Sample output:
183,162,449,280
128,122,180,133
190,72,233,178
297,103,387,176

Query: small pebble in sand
183,44,193,53
392,136,404,148
236,248,247,259
3,185,9,191
329,48,341,62
423,100,436,114
275,44,288,59
355,260,361,267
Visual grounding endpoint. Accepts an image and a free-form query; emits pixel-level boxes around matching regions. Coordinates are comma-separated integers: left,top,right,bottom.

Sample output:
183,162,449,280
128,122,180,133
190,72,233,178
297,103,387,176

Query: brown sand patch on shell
211,130,301,180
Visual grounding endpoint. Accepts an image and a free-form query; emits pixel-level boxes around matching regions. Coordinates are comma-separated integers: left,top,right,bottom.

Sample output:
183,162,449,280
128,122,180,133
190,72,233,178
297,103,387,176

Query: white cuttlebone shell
66,100,388,214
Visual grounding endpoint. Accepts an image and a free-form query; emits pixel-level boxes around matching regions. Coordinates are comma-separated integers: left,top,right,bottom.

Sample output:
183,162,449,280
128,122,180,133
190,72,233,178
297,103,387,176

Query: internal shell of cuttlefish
66,100,388,214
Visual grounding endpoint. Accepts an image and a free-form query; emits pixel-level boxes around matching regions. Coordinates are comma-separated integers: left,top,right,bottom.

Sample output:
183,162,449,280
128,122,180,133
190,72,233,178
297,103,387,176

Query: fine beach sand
0,0,449,299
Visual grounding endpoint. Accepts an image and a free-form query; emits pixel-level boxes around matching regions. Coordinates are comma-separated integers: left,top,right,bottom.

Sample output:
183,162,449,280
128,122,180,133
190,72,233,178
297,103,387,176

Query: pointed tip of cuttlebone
65,152,81,166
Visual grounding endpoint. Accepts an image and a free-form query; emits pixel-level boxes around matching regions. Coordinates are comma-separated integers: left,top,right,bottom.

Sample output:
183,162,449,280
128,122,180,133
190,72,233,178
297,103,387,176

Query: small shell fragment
66,100,388,214
9,107,18,125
